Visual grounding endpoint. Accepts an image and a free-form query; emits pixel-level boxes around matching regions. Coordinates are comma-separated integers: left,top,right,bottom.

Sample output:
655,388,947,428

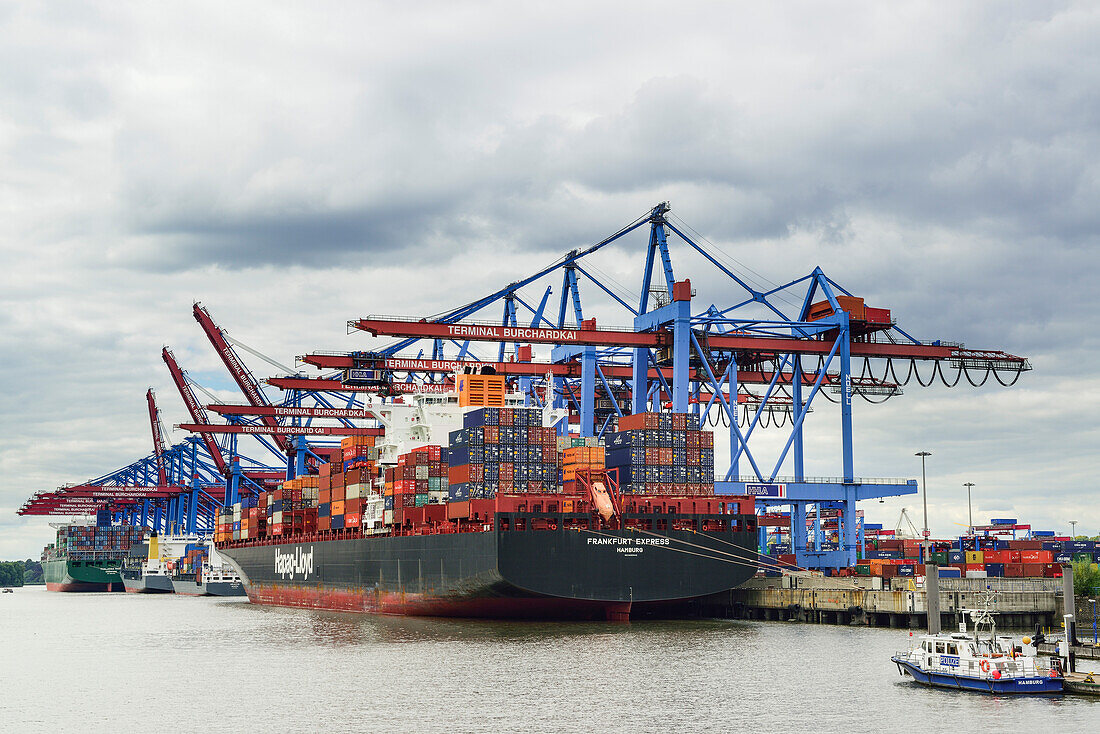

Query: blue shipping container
938,567,962,578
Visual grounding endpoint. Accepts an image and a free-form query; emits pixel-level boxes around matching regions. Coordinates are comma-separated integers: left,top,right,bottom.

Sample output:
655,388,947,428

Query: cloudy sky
2,2,1098,559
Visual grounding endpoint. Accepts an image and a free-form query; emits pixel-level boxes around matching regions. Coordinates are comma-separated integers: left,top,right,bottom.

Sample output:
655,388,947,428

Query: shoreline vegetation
1,560,44,587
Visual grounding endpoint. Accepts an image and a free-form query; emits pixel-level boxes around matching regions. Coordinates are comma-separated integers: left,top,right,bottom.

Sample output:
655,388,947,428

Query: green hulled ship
42,523,143,592
43,556,123,592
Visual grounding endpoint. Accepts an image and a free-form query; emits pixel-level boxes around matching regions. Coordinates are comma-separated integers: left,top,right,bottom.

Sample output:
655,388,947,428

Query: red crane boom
146,389,168,487
194,303,291,452
162,347,227,472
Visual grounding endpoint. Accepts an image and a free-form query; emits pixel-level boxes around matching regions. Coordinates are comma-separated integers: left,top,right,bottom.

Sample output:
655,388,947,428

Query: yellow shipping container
966,551,983,564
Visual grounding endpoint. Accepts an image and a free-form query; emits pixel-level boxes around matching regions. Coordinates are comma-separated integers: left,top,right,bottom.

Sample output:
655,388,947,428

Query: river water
2,585,1096,733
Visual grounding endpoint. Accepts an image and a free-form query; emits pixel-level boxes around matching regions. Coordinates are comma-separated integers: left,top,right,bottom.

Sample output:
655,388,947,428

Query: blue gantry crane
303,203,1030,569
21,203,1030,569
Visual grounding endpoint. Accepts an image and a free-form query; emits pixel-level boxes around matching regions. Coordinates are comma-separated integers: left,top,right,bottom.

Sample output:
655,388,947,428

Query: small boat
2,588,13,593
891,593,1063,695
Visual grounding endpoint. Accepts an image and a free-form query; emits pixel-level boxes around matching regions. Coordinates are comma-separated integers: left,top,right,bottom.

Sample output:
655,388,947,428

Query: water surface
2,586,1096,732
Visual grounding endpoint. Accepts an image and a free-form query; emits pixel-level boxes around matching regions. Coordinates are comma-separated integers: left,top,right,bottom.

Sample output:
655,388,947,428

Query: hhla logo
274,546,314,580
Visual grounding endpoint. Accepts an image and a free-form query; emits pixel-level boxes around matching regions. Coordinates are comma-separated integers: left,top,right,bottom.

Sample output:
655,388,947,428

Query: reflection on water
2,586,1096,734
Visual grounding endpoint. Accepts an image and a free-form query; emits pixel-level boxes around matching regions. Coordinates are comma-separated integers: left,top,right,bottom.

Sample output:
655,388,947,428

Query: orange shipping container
457,374,506,407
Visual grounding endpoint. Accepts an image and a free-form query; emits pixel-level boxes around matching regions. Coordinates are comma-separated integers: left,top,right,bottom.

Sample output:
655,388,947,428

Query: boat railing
897,649,1056,679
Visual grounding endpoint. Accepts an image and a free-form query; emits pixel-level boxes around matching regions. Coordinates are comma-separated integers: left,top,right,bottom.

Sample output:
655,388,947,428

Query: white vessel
892,593,1063,695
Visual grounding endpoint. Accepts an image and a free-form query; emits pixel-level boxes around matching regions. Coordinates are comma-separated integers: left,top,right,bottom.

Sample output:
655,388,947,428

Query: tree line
0,560,45,586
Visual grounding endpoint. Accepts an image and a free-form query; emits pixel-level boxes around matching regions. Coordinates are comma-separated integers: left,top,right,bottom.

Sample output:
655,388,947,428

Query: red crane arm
162,347,227,472
177,423,384,437
146,389,168,487
207,405,373,419
350,317,1027,365
193,303,291,452
296,354,858,388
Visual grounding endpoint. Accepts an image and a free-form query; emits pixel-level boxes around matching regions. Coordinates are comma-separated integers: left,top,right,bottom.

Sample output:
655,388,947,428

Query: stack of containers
317,438,380,532
388,446,448,518
177,544,207,576
215,508,233,543
58,524,143,560
560,446,606,493
603,412,714,495
343,436,380,471
266,477,319,536
235,495,260,540
447,407,560,502
231,501,242,540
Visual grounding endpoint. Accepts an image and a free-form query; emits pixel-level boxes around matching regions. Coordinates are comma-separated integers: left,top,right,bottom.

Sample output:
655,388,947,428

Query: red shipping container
1021,550,1053,563
1043,564,1062,578
778,554,796,566
965,563,984,573
401,494,416,508
449,465,471,484
344,513,360,528
1022,563,1045,577
1004,563,1024,577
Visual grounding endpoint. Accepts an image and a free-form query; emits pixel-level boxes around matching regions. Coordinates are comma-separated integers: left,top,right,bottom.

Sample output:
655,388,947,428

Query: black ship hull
218,523,758,620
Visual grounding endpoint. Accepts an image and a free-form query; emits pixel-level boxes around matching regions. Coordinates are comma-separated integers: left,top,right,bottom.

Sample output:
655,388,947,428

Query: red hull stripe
246,584,630,620
46,582,111,592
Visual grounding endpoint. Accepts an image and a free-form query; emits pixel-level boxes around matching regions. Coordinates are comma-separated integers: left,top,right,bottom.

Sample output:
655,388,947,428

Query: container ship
121,534,198,593
169,540,247,597
217,380,759,620
43,522,144,592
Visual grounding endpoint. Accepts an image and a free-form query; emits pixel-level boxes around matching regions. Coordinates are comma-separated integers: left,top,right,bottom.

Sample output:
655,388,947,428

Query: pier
705,576,1068,629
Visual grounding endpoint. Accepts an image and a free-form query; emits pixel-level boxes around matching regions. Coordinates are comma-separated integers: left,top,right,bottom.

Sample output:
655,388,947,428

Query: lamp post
963,482,975,534
1070,520,1077,539
916,451,931,562
1091,599,1097,645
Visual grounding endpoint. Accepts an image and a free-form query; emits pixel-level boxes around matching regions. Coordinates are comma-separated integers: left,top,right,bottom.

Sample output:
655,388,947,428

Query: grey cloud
4,2,1100,556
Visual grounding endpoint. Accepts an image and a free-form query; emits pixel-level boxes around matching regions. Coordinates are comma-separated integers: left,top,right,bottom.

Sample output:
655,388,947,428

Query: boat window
935,642,946,654
946,643,958,655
